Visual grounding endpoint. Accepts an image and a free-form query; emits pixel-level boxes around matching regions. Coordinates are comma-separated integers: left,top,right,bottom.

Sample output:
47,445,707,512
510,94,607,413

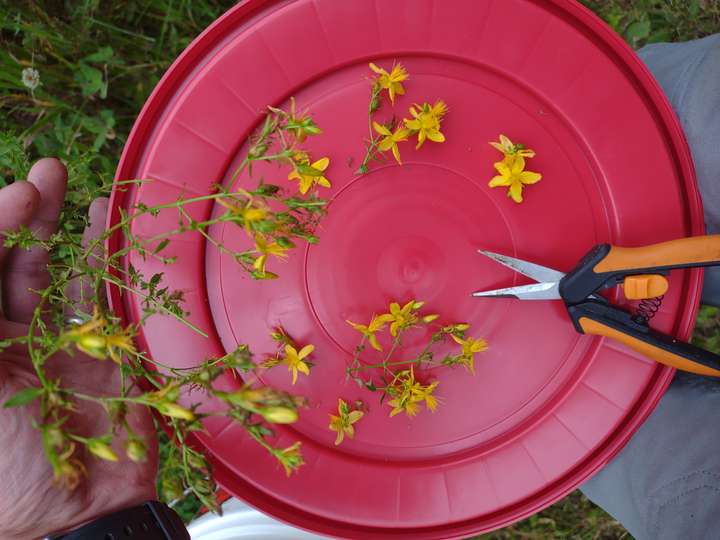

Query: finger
66,197,109,315
3,158,68,323
0,181,40,267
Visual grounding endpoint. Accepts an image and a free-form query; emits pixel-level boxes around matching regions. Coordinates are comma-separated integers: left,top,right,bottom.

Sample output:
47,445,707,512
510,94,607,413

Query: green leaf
3,387,43,408
625,19,651,41
153,239,170,254
84,46,114,63
75,63,107,98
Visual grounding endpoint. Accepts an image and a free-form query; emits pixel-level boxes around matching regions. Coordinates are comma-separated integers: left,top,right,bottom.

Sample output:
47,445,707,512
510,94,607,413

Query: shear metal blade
478,250,566,283
472,281,562,300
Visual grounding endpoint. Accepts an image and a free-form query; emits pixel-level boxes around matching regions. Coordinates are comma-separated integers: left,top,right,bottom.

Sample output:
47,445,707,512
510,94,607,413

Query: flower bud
186,452,207,470
261,406,299,424
45,426,65,449
422,314,439,324
412,301,425,309
156,402,195,421
162,477,184,501
125,438,147,463
87,439,119,462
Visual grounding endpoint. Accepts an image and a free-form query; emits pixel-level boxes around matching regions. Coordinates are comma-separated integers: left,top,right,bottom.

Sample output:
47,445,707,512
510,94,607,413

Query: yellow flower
488,155,542,204
253,235,288,275
369,62,408,104
53,444,87,490
328,398,364,445
373,122,410,165
451,335,488,375
411,380,440,412
86,439,119,462
274,441,304,476
489,134,536,163
346,314,394,351
386,367,440,417
287,155,331,194
217,191,269,233
385,300,419,337
403,100,447,149
62,307,135,364
105,333,136,364
284,97,322,143
282,344,313,384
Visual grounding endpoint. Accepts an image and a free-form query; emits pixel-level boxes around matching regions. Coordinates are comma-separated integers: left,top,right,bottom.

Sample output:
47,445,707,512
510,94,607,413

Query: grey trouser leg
580,34,720,540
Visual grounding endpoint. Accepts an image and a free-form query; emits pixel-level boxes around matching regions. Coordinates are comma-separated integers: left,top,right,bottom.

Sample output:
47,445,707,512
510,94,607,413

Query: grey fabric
580,34,720,540
637,34,720,306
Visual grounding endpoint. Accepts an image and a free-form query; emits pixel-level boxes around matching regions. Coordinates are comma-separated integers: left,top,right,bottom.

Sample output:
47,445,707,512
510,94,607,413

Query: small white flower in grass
21,67,40,91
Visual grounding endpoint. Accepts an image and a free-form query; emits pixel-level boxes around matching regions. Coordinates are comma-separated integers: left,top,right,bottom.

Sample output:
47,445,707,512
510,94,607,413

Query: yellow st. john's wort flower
386,367,440,417
451,335,488,375
284,97,322,143
287,155,331,195
488,155,542,204
373,122,410,165
403,100,447,149
253,235,288,276
62,308,136,364
217,190,269,233
489,134,536,163
273,441,304,476
328,398,364,446
384,300,422,337
369,62,408,104
282,344,313,384
346,313,394,351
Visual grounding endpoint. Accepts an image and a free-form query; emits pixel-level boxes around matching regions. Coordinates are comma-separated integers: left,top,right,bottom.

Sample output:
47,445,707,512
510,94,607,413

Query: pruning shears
473,236,720,377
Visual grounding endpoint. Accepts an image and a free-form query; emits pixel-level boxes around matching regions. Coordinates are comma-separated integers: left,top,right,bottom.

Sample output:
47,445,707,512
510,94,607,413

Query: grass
0,0,718,535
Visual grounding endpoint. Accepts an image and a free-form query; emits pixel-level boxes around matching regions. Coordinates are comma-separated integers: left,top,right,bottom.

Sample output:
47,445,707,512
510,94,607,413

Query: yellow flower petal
299,176,313,194
391,143,402,165
511,155,526,174
519,171,542,185
415,129,426,149
297,361,310,376
298,344,314,359
493,162,511,176
368,62,385,75
377,137,395,152
373,121,391,136
347,410,364,423
499,134,513,152
426,129,445,143
488,175,511,187
369,333,382,352
312,157,330,172
509,182,524,203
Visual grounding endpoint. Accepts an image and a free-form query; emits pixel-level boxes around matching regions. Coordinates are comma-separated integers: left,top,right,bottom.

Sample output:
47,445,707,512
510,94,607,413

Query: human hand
0,159,158,540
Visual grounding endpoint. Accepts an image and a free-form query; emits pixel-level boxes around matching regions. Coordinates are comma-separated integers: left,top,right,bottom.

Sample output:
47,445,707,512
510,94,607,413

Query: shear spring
632,295,664,325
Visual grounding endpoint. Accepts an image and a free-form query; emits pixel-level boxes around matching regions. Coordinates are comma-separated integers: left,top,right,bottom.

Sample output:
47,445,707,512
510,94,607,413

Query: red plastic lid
109,1,703,538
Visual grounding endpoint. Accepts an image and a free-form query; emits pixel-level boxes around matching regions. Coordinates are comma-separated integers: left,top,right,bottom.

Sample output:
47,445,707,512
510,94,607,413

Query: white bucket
188,498,327,540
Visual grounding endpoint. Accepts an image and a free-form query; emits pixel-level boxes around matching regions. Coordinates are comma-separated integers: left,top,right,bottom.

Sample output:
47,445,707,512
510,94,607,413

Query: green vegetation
1,0,718,535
